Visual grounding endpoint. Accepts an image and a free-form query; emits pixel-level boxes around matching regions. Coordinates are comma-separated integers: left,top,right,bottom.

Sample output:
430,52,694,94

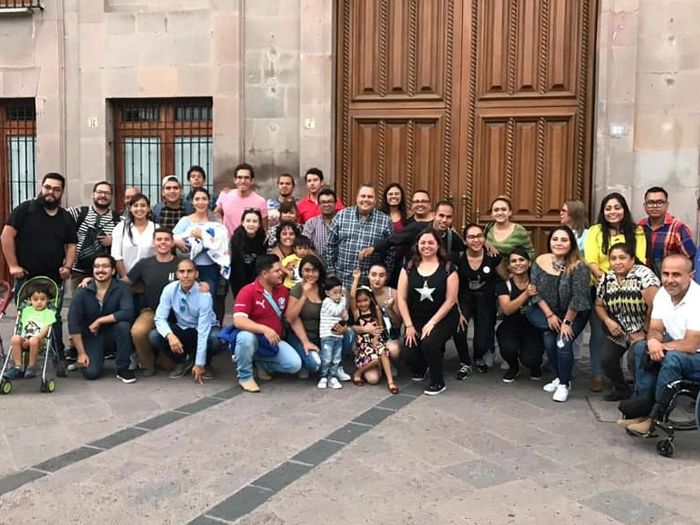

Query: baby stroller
647,379,700,458
0,276,61,395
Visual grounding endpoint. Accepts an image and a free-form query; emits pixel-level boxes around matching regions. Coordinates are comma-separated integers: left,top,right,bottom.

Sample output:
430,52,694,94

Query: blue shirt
154,281,218,366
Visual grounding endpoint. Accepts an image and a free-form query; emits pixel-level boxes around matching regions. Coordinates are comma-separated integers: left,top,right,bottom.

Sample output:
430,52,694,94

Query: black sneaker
603,388,632,402
475,359,488,373
502,368,520,383
455,363,473,381
116,368,136,384
424,382,446,396
105,351,116,360
64,347,78,362
529,366,543,380
411,369,428,382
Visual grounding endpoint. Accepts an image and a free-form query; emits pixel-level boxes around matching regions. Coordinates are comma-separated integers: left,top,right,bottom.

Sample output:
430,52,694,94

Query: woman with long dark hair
584,192,647,392
111,193,158,279
397,227,459,395
380,183,408,287
229,208,267,297
528,226,591,402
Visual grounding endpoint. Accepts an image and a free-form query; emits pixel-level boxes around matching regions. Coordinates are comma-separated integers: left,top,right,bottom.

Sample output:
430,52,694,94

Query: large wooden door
336,0,598,252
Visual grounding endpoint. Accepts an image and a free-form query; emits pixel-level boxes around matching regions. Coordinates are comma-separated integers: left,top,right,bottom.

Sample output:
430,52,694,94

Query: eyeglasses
94,190,112,196
93,263,111,269
319,200,335,205
412,199,430,204
466,234,484,240
645,200,667,207
42,184,63,193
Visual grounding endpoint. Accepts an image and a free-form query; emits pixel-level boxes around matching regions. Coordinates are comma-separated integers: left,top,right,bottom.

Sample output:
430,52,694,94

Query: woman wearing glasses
453,224,503,377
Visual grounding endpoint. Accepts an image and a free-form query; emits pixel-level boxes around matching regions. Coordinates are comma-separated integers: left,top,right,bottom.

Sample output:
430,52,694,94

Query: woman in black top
454,223,503,377
397,227,458,395
496,248,544,382
229,209,267,297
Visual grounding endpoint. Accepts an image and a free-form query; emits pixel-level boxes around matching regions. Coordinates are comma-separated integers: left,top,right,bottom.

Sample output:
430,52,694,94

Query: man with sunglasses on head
1,172,78,369
149,259,223,383
637,186,695,276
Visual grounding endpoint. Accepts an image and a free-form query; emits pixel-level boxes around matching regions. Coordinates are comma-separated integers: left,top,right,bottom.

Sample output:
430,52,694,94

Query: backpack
75,206,121,270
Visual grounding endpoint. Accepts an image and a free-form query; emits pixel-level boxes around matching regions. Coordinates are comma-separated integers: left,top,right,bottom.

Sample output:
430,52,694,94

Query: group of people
2,168,700,436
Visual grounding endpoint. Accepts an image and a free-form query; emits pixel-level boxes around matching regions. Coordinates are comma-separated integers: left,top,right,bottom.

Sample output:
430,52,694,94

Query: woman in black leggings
397,227,458,395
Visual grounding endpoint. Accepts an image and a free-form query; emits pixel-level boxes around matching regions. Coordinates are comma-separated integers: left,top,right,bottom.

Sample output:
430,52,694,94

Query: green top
19,306,55,337
486,223,536,261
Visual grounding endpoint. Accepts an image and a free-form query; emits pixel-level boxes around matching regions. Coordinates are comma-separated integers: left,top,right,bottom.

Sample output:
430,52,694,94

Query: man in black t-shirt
1,172,78,364
126,227,181,376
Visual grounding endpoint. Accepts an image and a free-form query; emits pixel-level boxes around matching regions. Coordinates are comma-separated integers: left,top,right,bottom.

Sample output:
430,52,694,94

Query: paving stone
291,439,345,466
188,516,228,525
87,427,149,450
135,410,189,431
376,393,416,411
32,447,102,473
582,490,676,524
444,458,518,489
207,485,274,522
251,461,312,492
324,422,373,444
0,469,45,496
352,407,394,426
210,387,242,400
175,396,225,414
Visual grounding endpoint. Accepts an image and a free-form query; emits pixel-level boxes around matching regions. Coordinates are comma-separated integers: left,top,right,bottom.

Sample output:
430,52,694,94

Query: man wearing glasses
1,172,78,369
66,181,121,292
149,259,222,382
637,186,695,275
215,163,268,235
68,254,135,383
302,187,339,260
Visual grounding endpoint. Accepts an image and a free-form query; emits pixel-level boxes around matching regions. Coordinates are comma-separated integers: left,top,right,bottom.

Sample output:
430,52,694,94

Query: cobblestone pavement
0,304,699,524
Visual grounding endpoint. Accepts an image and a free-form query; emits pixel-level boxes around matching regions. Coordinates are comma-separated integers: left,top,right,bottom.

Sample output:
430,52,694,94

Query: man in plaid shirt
326,183,394,288
637,186,695,275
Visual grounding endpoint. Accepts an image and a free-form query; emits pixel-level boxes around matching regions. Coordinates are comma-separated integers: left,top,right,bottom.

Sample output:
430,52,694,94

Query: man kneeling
233,254,302,392
149,259,222,382
619,254,700,433
68,254,135,382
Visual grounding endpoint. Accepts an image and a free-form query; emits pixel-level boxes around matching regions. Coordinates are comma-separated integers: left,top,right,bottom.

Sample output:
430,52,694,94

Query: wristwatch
563,319,572,326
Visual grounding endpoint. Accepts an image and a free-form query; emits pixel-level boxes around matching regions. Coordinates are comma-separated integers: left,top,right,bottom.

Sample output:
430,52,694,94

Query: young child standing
318,276,348,389
4,285,55,379
282,236,312,289
350,268,399,394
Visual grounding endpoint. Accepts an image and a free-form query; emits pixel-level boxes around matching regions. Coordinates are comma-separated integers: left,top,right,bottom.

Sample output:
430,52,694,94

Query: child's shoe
24,366,40,379
317,377,328,389
3,367,24,380
328,377,342,389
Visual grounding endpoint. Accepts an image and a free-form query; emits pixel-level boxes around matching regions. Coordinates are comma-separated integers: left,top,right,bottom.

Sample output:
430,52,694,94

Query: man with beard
67,181,122,291
296,168,344,224
266,173,297,231
1,172,78,367
153,175,191,231
68,254,135,383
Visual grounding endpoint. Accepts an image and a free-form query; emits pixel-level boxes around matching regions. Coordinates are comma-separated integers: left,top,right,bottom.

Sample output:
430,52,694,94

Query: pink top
217,189,268,236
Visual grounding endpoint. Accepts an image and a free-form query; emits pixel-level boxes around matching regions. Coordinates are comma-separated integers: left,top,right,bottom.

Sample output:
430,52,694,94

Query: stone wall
594,0,700,231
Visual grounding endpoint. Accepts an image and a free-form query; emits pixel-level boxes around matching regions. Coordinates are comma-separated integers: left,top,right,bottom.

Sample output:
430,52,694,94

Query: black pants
453,293,497,365
601,337,634,391
81,321,133,380
403,309,458,385
496,321,544,371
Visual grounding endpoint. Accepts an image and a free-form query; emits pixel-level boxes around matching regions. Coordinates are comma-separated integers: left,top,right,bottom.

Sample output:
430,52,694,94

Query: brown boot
590,377,605,392
239,378,261,393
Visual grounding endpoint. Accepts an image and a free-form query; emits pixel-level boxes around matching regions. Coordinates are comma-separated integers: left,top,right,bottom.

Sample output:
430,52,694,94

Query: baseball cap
161,175,181,188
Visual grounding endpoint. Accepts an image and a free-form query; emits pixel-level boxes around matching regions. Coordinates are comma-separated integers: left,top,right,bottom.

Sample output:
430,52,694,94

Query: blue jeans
80,321,133,380
234,330,301,381
526,307,590,385
320,336,343,379
633,342,700,400
148,324,222,365
196,264,220,303
287,329,355,372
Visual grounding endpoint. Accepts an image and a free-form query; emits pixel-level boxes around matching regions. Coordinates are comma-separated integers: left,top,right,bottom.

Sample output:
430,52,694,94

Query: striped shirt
319,296,347,339
638,213,696,275
67,206,121,273
326,207,394,288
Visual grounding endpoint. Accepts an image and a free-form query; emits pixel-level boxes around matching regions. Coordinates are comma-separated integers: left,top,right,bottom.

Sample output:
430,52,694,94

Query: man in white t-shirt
619,254,700,434
215,163,268,236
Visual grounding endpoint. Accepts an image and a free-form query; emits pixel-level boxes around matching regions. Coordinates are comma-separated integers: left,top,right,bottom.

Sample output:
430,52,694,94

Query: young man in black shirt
1,172,78,367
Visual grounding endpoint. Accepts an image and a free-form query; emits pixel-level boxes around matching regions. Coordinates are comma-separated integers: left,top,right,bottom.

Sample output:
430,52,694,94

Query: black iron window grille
1,99,37,216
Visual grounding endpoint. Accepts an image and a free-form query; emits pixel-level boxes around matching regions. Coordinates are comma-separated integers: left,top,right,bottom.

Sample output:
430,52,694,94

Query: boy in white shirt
318,276,348,389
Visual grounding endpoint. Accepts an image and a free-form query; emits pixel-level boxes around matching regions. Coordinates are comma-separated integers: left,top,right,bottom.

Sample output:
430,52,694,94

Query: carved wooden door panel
335,0,463,207
336,0,597,254
457,0,597,252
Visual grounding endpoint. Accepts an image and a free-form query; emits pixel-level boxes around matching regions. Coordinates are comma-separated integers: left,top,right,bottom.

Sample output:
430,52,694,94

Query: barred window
113,98,214,205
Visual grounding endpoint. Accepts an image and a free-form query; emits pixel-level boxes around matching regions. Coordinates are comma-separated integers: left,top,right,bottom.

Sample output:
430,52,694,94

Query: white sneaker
298,368,310,379
328,377,342,389
336,369,352,382
552,383,570,402
317,377,328,389
543,377,560,393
